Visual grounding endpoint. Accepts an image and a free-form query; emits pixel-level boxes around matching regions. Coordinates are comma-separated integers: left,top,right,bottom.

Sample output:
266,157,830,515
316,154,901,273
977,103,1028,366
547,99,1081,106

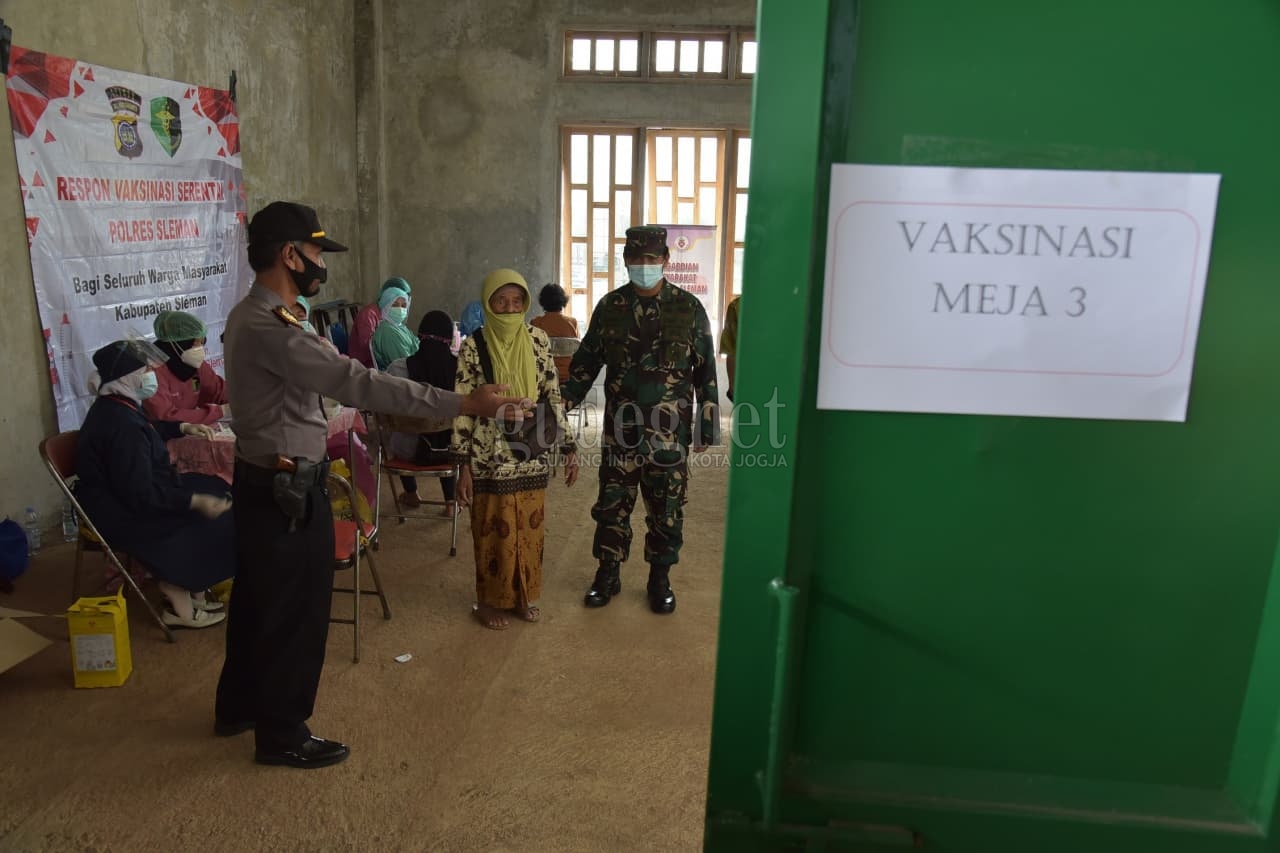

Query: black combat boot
583,562,622,608
647,565,676,614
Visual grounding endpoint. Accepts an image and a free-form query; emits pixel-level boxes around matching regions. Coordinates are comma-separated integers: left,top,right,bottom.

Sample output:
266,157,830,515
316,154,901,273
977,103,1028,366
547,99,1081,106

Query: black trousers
215,461,335,751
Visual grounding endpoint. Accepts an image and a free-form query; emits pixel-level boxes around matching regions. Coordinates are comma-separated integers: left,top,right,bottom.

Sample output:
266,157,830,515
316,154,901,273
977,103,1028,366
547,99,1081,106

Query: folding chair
549,336,588,433
38,431,176,642
370,412,460,557
328,467,389,663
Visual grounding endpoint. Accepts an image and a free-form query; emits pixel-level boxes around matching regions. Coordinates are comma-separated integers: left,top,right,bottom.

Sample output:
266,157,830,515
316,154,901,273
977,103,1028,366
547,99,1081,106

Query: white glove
190,494,231,519
180,422,216,440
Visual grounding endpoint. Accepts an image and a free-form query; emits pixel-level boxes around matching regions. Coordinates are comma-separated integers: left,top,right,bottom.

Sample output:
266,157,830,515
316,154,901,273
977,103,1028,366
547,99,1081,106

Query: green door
706,2,1280,851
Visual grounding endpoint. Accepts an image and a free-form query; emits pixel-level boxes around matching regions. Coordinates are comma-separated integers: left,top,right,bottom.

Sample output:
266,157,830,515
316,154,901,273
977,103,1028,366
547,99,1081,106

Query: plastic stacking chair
370,413,461,557
328,467,388,664
38,431,176,642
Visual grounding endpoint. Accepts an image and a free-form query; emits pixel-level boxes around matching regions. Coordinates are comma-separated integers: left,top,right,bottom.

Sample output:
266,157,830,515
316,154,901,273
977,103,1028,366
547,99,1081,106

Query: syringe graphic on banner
59,313,73,396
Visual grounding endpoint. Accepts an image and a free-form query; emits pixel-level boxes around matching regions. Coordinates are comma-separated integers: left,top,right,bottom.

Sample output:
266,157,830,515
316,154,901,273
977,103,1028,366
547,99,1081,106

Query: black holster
272,459,329,521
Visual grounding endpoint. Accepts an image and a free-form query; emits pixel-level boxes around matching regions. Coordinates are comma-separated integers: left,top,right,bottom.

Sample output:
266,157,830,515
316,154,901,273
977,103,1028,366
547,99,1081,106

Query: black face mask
288,246,326,296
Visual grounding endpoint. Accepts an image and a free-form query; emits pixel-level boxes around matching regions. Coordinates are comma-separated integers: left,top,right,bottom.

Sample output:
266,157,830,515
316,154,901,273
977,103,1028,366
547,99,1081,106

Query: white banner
819,164,1221,422
661,224,720,332
7,46,249,430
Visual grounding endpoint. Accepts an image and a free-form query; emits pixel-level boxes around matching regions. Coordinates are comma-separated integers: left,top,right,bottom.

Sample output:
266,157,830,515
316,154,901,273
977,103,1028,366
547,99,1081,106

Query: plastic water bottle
61,498,78,543
24,507,41,555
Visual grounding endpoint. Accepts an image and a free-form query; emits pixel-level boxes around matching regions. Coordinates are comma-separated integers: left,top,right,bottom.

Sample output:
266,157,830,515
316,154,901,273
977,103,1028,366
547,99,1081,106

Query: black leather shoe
584,565,622,607
647,568,676,615
255,736,350,769
214,718,255,737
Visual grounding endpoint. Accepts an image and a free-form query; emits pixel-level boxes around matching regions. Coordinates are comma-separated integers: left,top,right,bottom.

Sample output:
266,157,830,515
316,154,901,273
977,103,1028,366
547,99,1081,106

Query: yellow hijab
480,269,537,399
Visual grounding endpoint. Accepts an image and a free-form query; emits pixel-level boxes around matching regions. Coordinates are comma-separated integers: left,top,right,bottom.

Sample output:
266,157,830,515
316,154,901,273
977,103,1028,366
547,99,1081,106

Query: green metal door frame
706,1,1280,850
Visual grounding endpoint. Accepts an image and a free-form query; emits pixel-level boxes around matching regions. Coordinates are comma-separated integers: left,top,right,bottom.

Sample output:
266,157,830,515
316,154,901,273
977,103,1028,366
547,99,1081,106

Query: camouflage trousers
591,453,689,568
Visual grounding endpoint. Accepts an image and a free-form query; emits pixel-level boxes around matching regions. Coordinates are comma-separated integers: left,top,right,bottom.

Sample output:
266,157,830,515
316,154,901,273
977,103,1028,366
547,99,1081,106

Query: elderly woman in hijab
452,270,579,630
386,310,460,514
76,340,236,629
144,310,228,425
371,280,419,370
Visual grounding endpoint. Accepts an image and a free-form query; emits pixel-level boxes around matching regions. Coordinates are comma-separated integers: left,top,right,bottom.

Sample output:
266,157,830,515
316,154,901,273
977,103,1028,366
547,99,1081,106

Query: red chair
370,413,460,557
38,431,176,642
328,435,390,663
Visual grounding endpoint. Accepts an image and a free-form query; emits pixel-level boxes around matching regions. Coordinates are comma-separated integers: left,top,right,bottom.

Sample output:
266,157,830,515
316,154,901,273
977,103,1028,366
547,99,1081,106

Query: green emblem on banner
149,96,182,157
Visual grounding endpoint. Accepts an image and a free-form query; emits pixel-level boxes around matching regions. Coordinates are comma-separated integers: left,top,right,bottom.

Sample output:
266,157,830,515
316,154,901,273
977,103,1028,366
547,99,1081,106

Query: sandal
512,604,541,623
398,492,422,509
472,604,509,631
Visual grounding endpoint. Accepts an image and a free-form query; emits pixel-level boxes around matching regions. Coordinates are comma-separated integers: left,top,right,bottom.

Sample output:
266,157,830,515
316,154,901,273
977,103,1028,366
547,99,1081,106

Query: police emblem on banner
105,85,144,159
149,96,182,157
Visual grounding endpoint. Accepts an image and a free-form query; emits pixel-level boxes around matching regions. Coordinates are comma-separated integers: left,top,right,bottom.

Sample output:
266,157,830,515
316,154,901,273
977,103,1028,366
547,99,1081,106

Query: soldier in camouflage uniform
561,226,720,614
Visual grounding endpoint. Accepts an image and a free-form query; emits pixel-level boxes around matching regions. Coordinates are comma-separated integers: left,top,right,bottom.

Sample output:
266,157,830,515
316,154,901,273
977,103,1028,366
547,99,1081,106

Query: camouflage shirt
563,280,720,457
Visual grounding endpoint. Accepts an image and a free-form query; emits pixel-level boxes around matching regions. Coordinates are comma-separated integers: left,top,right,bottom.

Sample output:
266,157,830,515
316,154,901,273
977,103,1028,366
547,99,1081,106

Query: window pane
677,136,696,197
655,136,673,183
678,201,695,223
680,40,700,73
614,191,632,237
596,39,615,72
656,186,673,220
615,248,628,288
572,293,587,320
619,39,639,72
700,136,719,183
571,38,592,71
615,134,633,185
570,134,588,184
571,189,588,238
592,225,610,273
734,193,748,242
592,135,611,202
655,39,676,73
703,40,724,74
699,187,717,226
571,243,587,290
741,40,758,75
733,247,744,294
736,137,752,188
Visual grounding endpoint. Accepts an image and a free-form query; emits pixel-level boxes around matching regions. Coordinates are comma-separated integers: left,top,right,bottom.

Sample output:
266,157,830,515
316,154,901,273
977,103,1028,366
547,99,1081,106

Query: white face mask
627,264,665,289
137,371,159,400
180,345,206,369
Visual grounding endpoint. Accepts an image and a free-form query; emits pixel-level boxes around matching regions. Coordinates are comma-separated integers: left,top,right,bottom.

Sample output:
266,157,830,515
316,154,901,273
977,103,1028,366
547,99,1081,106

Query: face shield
121,337,169,369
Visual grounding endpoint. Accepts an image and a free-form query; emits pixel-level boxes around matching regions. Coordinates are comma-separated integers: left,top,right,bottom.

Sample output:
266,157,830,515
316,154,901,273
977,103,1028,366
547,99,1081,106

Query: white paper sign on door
818,164,1221,421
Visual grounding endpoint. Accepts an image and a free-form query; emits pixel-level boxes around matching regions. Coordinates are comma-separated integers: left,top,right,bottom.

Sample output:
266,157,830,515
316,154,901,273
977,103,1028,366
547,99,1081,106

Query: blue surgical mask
627,264,664,289
137,371,159,400
386,306,408,325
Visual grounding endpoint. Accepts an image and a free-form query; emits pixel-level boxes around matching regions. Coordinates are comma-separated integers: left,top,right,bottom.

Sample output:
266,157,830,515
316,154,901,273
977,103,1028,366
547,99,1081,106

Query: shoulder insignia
272,306,302,328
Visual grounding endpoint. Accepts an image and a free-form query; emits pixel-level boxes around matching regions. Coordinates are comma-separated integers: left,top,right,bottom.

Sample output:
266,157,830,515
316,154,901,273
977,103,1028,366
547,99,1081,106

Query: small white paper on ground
394,653,412,663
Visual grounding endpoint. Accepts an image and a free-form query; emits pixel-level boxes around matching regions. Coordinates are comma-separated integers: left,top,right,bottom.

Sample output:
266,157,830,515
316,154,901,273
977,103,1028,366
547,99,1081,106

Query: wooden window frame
560,126,644,321
563,31,645,79
561,26,755,83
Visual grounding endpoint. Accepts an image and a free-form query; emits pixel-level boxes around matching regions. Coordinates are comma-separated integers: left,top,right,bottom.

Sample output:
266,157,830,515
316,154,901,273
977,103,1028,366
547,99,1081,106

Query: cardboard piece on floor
0,617,53,675
0,605,47,619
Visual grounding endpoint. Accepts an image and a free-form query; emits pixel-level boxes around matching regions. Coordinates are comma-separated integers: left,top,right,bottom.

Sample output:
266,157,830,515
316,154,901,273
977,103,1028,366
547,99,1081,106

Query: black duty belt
234,457,329,489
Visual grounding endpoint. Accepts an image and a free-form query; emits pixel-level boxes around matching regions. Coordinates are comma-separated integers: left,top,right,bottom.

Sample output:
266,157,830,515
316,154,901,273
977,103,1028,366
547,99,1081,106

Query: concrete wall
0,0,754,529
368,0,756,324
0,1,362,527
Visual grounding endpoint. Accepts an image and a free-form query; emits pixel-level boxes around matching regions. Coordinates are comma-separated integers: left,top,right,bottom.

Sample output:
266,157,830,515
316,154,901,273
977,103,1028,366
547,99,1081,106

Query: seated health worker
77,340,236,629
144,310,229,425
